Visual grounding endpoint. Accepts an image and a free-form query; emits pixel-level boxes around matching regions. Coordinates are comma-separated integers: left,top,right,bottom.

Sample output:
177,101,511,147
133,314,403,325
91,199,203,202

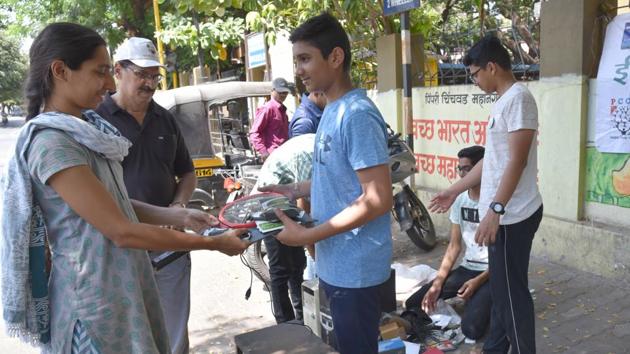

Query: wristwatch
169,201,187,208
489,202,505,215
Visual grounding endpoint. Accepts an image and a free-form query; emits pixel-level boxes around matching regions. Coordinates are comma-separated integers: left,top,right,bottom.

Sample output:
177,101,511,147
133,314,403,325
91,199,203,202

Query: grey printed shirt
254,134,315,187
27,129,169,354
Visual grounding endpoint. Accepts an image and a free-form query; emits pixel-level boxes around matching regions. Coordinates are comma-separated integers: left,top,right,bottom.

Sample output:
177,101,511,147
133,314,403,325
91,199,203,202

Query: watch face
492,203,504,213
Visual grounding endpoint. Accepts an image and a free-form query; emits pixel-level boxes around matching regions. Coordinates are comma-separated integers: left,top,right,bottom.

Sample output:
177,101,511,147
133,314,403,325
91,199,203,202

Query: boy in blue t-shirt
260,13,393,354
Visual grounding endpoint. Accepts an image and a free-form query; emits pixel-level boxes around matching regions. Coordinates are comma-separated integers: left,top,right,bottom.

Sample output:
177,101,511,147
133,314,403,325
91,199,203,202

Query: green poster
585,147,630,207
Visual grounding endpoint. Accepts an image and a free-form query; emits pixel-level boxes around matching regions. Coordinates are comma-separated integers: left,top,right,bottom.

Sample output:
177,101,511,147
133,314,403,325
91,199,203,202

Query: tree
242,0,540,87
155,0,252,76
157,13,245,63
0,0,156,49
0,32,27,112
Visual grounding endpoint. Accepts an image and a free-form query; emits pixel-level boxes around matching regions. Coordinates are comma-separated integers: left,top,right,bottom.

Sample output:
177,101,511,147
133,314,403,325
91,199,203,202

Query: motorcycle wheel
244,240,271,289
402,187,437,251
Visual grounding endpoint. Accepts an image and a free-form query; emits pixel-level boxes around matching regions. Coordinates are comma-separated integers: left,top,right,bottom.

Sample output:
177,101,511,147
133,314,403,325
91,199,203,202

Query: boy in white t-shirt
405,146,490,340
430,35,543,354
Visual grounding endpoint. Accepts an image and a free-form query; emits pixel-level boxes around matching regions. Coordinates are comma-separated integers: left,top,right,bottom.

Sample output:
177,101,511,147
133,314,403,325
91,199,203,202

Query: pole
401,11,415,187
172,71,179,88
400,11,414,152
152,0,168,90
169,44,179,88
192,12,206,82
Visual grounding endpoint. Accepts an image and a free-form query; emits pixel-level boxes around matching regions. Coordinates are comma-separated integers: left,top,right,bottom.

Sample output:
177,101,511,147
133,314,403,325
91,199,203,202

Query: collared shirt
289,93,323,138
249,98,289,155
95,93,194,207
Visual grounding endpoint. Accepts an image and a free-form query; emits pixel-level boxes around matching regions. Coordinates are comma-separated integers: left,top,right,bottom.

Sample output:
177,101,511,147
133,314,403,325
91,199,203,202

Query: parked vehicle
152,81,272,210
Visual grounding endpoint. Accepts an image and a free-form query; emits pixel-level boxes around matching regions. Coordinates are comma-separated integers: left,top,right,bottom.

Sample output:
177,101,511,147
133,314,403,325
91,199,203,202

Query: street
0,116,23,171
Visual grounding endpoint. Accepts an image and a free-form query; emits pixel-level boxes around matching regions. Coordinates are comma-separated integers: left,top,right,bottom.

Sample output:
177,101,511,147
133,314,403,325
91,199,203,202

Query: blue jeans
320,279,382,354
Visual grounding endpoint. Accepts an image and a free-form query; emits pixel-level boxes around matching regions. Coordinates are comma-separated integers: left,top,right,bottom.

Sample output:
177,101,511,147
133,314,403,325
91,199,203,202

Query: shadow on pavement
189,314,275,353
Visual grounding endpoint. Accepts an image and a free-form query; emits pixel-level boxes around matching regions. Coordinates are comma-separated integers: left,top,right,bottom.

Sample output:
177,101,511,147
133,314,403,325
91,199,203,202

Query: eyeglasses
125,67,163,83
457,165,473,173
469,67,482,84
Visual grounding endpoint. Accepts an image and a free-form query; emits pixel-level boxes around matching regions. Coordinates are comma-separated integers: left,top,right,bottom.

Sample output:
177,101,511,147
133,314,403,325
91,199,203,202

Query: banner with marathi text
411,87,497,189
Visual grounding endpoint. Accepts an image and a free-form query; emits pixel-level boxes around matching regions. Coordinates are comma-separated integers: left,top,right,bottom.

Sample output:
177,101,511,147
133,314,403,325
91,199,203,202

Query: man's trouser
153,253,192,354
483,206,543,354
263,236,307,323
404,266,492,340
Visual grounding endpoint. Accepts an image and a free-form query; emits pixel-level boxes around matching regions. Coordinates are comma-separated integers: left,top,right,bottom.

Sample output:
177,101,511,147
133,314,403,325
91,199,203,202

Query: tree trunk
441,0,461,26
479,0,486,36
511,12,539,60
496,30,538,64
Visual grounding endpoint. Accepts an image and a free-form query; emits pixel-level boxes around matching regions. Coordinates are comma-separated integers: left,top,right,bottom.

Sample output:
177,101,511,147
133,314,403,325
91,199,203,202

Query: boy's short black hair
289,12,352,72
463,35,511,71
458,145,485,166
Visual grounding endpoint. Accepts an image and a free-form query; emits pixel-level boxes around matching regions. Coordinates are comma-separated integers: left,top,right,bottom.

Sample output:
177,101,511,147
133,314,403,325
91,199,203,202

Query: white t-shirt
449,191,488,272
479,83,543,224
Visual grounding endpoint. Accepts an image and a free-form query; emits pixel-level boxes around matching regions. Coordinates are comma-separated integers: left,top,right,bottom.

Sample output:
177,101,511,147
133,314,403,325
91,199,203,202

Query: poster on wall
595,13,630,153
586,147,630,207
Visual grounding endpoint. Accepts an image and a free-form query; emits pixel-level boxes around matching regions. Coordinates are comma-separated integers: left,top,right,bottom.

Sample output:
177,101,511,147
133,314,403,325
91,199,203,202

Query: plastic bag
429,299,462,329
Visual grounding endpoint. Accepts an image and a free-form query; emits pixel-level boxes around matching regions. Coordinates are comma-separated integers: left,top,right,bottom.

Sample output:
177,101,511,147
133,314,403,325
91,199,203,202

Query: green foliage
157,0,250,17
0,0,155,49
157,13,244,60
0,32,27,103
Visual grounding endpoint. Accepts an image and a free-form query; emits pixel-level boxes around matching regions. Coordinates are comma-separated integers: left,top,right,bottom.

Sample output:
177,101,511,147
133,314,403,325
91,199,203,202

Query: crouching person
405,146,490,340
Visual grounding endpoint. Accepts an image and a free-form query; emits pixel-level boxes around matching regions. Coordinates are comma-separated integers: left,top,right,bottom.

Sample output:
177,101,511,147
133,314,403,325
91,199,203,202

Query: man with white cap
249,77,293,160
95,37,196,354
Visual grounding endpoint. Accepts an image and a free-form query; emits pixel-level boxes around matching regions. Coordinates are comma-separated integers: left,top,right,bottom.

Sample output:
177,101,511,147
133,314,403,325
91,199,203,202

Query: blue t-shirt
311,89,392,288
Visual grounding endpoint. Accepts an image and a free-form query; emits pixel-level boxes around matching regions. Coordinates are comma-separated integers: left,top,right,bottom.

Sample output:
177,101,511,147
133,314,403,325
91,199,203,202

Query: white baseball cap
113,37,164,68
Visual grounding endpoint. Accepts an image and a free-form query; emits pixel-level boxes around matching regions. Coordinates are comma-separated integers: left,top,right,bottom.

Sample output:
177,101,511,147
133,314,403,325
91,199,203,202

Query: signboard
595,13,630,153
246,32,266,69
383,0,421,16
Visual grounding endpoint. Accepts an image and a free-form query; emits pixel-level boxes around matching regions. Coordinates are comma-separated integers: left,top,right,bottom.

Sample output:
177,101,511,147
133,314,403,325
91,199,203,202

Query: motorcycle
243,125,437,288
387,126,437,251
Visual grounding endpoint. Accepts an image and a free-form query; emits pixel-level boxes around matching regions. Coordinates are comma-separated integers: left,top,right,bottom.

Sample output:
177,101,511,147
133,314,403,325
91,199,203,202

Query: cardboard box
380,322,406,340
